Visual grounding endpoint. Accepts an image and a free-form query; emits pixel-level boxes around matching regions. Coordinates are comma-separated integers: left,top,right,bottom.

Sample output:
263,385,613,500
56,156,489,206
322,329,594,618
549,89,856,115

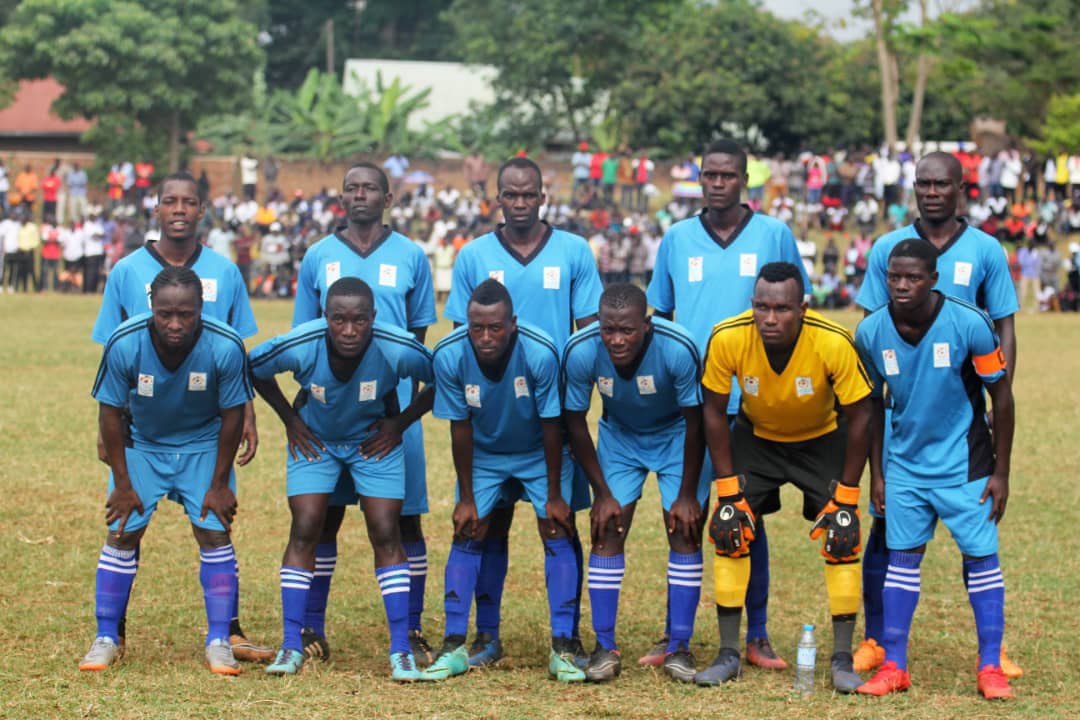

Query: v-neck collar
474,331,518,383
613,327,654,380
912,218,968,256
145,240,202,269
888,291,946,348
325,332,368,383
761,323,803,377
494,222,554,266
148,317,201,372
334,225,392,259
698,206,753,249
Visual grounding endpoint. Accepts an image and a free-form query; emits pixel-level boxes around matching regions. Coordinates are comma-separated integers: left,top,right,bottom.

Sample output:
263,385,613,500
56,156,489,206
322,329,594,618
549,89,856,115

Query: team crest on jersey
379,263,398,288
325,261,341,287
743,376,759,396
795,376,814,397
882,349,900,376
636,375,657,395
488,270,505,284
933,342,951,368
359,380,378,401
465,384,481,407
543,266,560,290
137,373,154,397
310,383,326,404
144,283,153,309
201,278,218,302
188,372,207,391
953,261,972,287
739,253,757,277
597,377,614,397
688,256,703,283
513,375,530,398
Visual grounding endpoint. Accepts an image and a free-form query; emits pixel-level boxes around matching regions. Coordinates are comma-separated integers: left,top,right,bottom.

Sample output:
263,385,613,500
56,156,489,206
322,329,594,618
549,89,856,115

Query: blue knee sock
544,538,577,640
280,566,314,652
444,539,483,638
588,554,625,651
475,535,508,640
745,519,770,642
200,545,237,645
95,545,137,642
229,558,241,632
667,550,703,652
882,550,923,670
376,563,411,654
571,531,584,638
403,540,427,633
303,542,336,636
862,522,888,641
964,554,1005,670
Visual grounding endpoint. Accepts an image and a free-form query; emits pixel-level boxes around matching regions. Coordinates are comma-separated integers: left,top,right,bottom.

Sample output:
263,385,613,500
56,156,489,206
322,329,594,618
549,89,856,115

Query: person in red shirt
42,168,62,221
590,150,607,190
134,160,154,204
106,166,125,210
39,219,62,291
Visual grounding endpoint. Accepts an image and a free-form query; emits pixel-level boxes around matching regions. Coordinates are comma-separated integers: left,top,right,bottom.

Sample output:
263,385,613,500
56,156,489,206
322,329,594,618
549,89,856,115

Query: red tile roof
0,78,92,136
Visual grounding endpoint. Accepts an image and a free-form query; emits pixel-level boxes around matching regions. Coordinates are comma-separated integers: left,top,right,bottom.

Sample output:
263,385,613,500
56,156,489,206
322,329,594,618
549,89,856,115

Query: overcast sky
760,0,968,42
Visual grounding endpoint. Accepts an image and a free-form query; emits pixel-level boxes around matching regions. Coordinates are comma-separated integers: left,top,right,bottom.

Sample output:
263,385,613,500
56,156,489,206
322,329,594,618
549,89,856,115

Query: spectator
82,214,105,294
1,211,18,291
1016,241,1040,312
66,163,88,222
634,151,653,213
0,160,9,214
746,153,771,211
601,152,619,205
383,153,409,197
14,164,38,212
571,142,592,201
41,165,62,220
240,155,259,200
134,159,155,205
617,151,635,209
1038,240,1062,312
59,221,84,291
15,213,39,292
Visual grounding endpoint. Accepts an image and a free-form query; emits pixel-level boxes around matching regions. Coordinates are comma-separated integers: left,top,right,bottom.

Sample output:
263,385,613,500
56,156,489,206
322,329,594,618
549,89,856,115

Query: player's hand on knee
545,497,574,538
200,486,238,532
360,417,405,460
590,494,623,548
453,499,480,538
105,487,144,534
810,482,861,561
708,475,755,557
668,495,703,549
980,472,1009,523
285,416,324,462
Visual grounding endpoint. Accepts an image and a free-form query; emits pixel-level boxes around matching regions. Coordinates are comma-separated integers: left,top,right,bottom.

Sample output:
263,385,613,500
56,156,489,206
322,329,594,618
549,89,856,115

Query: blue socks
200,545,237,645
94,545,137,642
964,554,1005,669
862,522,888,641
882,550,923,670
303,542,336,636
588,554,625,651
667,550,703,652
475,535,508,641
444,539,483,638
745,519,770,642
280,566,314,652
570,531,585,638
544,538,578,640
403,540,427,633
376,563,411,654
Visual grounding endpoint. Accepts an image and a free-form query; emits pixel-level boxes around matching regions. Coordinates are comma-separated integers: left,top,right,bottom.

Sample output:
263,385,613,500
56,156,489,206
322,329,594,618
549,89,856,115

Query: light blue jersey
92,314,253,452
249,320,434,444
444,224,602,350
92,244,257,343
647,209,808,414
855,293,1006,488
856,220,1019,319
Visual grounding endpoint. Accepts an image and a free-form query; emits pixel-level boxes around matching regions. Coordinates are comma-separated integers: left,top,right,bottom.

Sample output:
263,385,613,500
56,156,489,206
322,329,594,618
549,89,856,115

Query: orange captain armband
833,483,861,505
973,346,1007,376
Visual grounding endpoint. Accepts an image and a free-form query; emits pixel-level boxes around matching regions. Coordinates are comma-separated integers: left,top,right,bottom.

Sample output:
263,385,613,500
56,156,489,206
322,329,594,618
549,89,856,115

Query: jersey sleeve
444,248,474,324
669,337,703,407
91,267,129,344
856,241,889,311
701,328,735,395
966,309,1007,383
560,339,595,413
91,336,133,408
406,246,438,329
979,241,1020,319
224,264,258,338
216,335,255,409
570,242,603,322
432,350,469,421
646,230,675,314
531,345,563,420
395,337,435,385
824,331,873,405
248,332,305,380
292,254,322,327
854,322,885,398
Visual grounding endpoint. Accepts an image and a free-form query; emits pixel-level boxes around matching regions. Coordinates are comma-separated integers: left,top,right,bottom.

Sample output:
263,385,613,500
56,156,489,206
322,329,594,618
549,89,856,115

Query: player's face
497,167,545,233
156,180,204,242
342,168,391,225
467,301,516,364
752,278,806,351
326,294,376,358
700,153,746,212
886,256,938,311
150,284,202,352
914,157,960,222
599,304,651,369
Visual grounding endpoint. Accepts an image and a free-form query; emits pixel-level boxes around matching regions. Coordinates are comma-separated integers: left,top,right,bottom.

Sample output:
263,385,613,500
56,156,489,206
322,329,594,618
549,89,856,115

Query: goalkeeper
695,262,872,691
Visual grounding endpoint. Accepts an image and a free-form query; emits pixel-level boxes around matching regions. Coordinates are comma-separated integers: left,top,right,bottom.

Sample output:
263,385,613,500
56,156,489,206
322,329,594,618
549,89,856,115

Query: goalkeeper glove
709,475,756,557
809,482,861,562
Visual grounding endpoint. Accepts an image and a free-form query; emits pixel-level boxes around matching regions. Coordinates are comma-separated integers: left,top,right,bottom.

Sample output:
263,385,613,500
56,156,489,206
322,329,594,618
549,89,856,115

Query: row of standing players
80,144,1021,699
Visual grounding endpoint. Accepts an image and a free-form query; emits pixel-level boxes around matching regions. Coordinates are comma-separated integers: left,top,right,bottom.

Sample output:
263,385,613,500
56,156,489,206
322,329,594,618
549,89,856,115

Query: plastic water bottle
794,623,816,696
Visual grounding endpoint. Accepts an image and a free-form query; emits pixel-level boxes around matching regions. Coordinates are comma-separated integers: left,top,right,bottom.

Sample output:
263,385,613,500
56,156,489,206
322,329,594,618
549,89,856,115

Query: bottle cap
803,624,815,631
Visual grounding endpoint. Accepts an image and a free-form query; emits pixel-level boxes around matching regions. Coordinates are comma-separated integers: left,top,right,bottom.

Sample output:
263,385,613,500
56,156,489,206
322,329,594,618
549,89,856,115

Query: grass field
2,294,1078,719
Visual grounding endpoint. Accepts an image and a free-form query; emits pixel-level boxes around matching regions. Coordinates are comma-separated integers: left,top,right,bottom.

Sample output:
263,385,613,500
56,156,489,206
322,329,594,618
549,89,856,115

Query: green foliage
1028,93,1080,156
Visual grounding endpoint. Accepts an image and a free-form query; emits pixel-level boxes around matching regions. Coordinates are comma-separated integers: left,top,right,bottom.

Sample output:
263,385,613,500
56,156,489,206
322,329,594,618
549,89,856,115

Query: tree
1028,93,1080,157
0,0,263,171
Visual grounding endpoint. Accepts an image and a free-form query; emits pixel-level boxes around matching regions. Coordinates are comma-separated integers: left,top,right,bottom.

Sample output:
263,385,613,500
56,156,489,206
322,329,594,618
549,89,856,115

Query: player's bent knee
713,554,751,607
320,504,347,540
192,527,231,550
824,560,861,616
105,528,145,551
399,514,423,542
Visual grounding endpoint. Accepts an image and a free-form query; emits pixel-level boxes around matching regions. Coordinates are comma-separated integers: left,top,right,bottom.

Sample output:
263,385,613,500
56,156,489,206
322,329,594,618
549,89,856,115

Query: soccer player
561,283,709,683
696,262,871,690
854,240,1015,700
292,162,437,663
90,172,268,662
423,280,583,682
645,140,809,669
249,277,435,680
80,267,253,674
443,157,603,666
854,151,1020,676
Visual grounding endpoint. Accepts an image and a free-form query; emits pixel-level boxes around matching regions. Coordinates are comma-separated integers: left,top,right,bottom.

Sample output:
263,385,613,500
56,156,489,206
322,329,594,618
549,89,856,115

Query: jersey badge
201,278,218,302
688,256,703,283
739,253,757,277
144,282,152,309
953,261,972,287
743,375,759,396
465,384,481,408
137,373,154,397
882,349,900,376
636,375,657,395
359,380,378,402
379,263,398,288
325,261,341,287
514,375,530,398
933,342,951,368
489,270,505,284
310,383,326,404
597,377,614,397
543,266,561,290
188,372,207,391
795,376,814,397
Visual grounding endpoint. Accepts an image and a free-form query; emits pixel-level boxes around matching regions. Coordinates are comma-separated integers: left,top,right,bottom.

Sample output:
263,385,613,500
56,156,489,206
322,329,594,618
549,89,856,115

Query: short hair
157,171,200,200
345,162,390,194
150,266,202,305
756,261,805,298
600,283,647,315
888,238,937,273
496,157,543,192
916,151,962,183
702,139,748,173
326,276,374,304
469,278,513,313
